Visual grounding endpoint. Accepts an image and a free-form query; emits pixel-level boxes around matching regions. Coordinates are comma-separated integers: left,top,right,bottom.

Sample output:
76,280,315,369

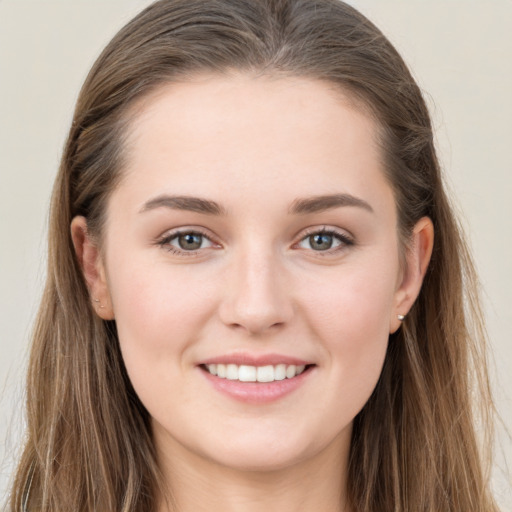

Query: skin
72,74,433,512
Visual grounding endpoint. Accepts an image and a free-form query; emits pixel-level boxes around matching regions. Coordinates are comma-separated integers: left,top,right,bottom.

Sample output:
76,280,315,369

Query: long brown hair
9,1,499,510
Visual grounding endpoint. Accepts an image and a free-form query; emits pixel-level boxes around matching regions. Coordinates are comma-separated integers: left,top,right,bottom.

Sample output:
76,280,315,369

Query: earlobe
70,216,115,320
390,216,434,333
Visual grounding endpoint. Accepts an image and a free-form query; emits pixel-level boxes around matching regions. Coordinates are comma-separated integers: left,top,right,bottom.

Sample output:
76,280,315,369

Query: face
79,74,425,474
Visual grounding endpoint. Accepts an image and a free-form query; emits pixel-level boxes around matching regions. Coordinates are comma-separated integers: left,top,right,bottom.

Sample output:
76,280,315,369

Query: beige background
0,0,510,507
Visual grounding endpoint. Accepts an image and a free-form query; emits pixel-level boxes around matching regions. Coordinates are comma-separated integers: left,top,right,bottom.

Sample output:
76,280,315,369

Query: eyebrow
140,195,226,215
139,192,373,216
289,193,374,214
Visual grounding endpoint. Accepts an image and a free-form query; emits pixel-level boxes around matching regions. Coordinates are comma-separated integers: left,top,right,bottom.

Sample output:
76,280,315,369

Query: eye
158,230,215,253
297,229,353,252
175,232,207,250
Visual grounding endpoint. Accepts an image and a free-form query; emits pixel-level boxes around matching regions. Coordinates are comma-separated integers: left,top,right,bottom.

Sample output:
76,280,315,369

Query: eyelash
156,228,216,255
296,227,354,255
156,227,354,256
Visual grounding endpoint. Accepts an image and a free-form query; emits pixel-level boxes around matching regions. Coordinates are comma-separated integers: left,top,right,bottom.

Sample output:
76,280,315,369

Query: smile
199,360,315,404
204,363,307,383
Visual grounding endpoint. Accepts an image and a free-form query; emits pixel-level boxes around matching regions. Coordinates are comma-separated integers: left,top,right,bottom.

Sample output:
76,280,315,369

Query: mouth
200,363,314,383
198,354,316,403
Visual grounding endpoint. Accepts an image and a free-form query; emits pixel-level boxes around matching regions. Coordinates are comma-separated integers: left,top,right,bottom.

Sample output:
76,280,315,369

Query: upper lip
199,352,313,367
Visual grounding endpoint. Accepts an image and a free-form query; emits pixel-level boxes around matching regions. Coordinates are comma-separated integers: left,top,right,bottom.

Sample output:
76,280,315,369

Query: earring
94,298,105,309
397,314,405,321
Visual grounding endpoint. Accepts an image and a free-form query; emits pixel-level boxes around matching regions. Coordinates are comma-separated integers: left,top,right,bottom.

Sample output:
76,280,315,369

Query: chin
196,422,348,474
204,443,311,473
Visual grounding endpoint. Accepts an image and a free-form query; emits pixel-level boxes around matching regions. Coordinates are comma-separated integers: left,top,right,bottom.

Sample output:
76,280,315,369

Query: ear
390,216,434,333
70,216,115,320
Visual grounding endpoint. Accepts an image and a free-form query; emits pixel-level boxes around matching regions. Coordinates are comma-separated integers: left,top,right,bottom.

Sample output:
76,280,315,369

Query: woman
8,0,500,510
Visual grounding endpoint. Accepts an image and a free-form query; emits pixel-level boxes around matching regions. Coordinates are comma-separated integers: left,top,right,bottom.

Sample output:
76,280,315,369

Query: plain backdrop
0,0,510,507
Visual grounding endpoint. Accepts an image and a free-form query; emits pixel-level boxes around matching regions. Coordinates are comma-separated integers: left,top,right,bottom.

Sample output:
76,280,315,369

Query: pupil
310,233,333,250
179,233,202,250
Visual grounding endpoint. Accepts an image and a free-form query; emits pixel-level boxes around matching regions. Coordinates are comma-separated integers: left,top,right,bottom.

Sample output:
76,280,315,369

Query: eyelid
154,225,354,256
293,226,355,253
156,226,221,255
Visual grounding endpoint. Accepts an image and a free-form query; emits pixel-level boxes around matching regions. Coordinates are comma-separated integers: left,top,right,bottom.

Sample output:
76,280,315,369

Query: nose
218,249,294,335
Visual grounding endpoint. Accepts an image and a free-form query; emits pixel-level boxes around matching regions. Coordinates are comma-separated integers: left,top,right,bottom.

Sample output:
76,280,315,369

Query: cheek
298,262,396,411
302,259,397,341
105,258,218,392
109,256,213,336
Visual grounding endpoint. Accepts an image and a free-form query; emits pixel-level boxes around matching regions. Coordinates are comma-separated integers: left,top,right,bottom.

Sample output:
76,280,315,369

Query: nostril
218,269,294,334
226,318,288,336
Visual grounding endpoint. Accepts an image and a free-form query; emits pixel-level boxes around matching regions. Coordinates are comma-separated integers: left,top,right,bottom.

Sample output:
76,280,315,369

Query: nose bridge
219,240,293,334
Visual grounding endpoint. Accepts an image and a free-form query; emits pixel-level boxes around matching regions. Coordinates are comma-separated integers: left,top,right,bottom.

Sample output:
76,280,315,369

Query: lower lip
199,365,315,404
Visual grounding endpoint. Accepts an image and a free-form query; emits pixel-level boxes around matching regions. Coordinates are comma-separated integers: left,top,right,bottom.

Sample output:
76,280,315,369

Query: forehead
115,73,392,217
127,73,375,150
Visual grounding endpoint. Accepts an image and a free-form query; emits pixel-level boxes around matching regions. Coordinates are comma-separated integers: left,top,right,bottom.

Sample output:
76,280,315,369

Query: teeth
205,363,308,382
285,365,296,379
274,364,286,381
239,365,257,382
217,364,226,378
257,365,274,383
226,364,238,380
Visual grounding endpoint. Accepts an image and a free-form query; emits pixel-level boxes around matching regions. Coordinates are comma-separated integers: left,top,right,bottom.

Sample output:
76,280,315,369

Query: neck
155,429,353,512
